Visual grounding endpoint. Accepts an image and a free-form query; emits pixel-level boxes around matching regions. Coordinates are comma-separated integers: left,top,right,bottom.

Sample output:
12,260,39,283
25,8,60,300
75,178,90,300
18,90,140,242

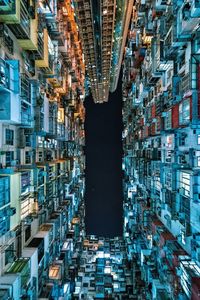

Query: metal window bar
2,27,14,54
8,1,30,39
21,172,31,194
21,101,31,126
20,73,30,102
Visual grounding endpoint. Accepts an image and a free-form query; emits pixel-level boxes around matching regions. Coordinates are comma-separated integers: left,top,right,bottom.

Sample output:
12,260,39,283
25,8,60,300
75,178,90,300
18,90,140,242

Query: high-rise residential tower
74,0,133,103
2,1,200,299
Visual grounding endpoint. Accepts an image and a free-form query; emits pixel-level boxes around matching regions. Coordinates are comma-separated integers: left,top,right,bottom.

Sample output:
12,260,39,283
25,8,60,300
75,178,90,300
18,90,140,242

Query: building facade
1,0,200,299
0,0,86,298
123,0,200,299
74,0,133,103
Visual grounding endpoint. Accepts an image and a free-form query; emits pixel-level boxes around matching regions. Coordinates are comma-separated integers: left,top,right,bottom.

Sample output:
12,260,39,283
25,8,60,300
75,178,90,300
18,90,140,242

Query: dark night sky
84,79,123,238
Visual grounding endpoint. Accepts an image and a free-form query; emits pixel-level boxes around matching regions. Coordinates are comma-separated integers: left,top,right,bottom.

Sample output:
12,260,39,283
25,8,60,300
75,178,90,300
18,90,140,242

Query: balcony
0,274,21,299
27,237,44,264
179,257,200,299
35,29,54,70
0,176,10,208
0,60,20,123
147,72,162,86
35,105,44,133
164,26,186,59
46,62,64,88
21,102,32,127
1,24,14,54
181,73,191,96
177,3,200,38
20,73,32,127
17,11,38,50
6,1,31,40
46,12,65,47
20,73,31,103
0,59,19,93
0,0,20,23
5,258,30,288
20,171,31,198
0,0,37,50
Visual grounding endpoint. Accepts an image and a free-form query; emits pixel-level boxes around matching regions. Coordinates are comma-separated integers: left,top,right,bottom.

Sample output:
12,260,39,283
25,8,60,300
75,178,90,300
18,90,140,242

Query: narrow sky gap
84,80,123,237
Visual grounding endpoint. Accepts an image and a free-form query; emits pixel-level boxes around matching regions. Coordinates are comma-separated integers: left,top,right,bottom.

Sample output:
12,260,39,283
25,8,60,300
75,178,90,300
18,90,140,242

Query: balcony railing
8,1,31,39
181,73,191,95
0,25,14,54
20,73,30,102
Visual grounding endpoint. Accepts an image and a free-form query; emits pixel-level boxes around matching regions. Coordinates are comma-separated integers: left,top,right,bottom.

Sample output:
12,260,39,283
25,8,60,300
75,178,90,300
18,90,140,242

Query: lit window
179,172,190,197
197,135,200,145
21,172,31,195
104,266,111,274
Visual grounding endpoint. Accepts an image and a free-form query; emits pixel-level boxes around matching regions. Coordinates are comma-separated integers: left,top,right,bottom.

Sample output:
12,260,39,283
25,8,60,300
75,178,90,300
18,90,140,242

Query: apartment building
123,1,200,299
0,0,85,298
73,0,133,103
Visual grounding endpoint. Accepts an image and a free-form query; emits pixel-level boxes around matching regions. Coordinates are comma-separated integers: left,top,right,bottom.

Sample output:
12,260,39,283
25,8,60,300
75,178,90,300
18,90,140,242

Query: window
179,99,190,125
38,151,43,162
164,110,172,130
180,229,186,245
5,243,15,265
38,136,43,148
179,134,186,146
25,151,31,164
196,151,200,167
21,199,31,219
0,177,10,207
4,28,14,55
5,151,14,167
25,135,31,147
197,134,200,145
179,172,190,197
5,129,14,145
155,177,161,191
25,225,31,242
21,172,31,195
179,54,185,70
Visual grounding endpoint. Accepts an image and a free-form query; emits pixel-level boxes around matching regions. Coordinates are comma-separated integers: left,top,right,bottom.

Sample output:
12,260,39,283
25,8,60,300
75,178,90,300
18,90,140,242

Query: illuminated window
197,156,200,167
179,172,190,197
198,134,200,145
